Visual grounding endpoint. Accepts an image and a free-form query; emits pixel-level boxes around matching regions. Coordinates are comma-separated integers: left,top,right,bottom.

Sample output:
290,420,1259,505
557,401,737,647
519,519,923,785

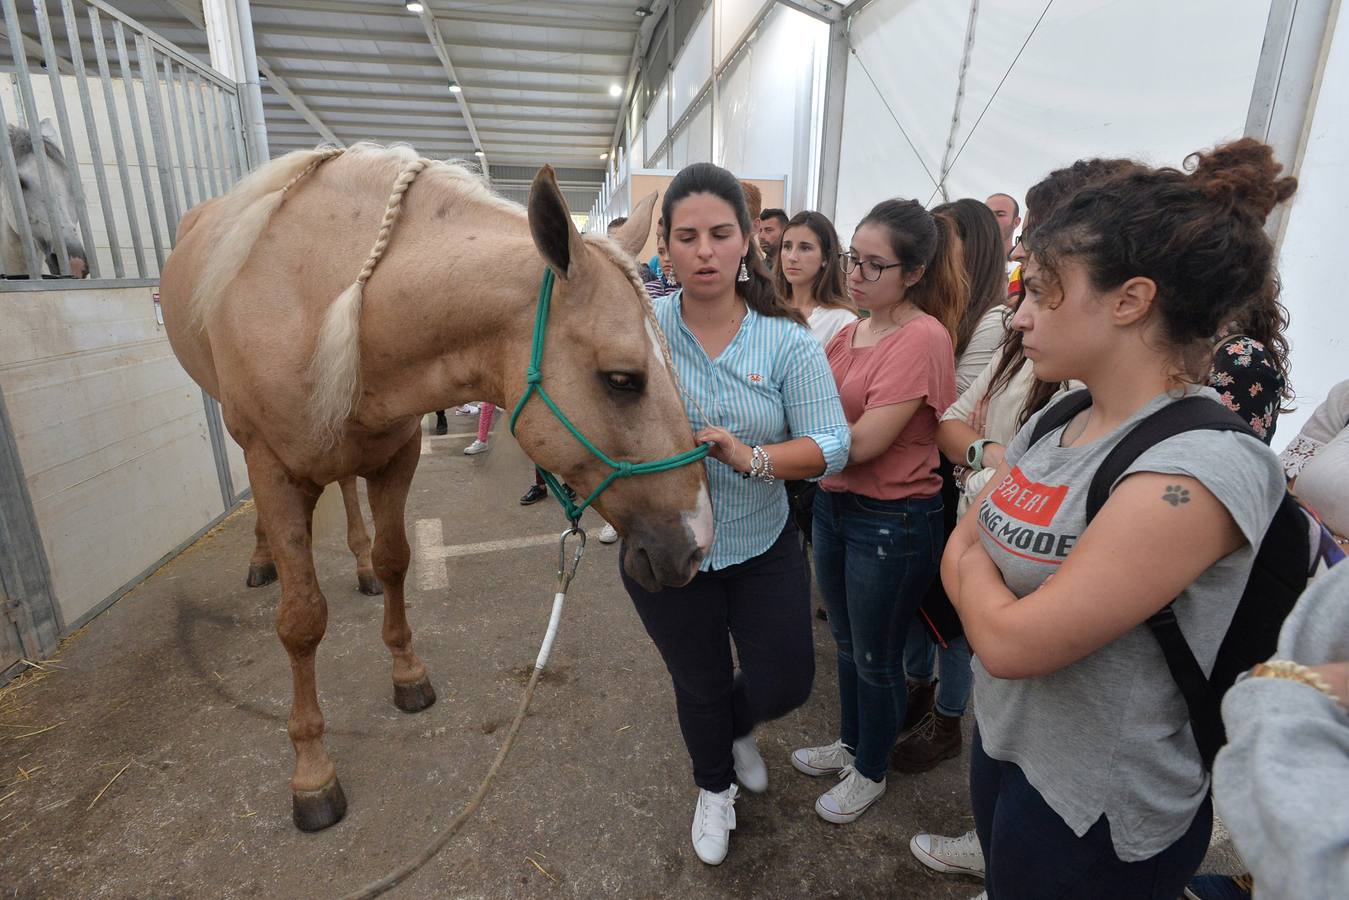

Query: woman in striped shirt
620,162,850,866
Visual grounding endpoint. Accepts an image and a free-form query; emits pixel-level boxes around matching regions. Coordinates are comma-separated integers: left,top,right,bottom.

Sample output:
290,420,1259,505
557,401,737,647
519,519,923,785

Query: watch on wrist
966,438,996,471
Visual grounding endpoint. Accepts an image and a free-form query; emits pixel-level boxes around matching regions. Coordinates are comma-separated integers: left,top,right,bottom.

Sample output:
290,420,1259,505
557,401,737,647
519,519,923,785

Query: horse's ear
528,165,587,280
611,191,657,259
37,118,59,145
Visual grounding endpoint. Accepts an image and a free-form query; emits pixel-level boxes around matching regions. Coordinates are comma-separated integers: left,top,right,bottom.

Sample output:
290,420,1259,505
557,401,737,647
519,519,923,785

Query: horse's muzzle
622,517,704,591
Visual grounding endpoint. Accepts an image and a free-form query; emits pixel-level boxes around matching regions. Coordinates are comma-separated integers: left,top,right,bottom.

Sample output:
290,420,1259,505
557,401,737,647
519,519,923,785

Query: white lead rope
342,525,587,899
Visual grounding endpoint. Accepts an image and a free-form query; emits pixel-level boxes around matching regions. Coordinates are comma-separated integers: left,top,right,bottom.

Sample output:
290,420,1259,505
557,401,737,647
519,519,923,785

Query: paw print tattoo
1162,485,1191,507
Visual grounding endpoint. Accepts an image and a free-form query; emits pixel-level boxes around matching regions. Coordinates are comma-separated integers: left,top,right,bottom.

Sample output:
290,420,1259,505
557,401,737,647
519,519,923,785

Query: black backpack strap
1080,394,1258,768
1028,390,1093,448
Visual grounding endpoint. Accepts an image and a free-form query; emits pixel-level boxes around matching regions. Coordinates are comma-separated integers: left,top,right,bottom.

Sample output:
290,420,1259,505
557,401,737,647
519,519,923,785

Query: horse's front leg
366,433,436,712
245,514,278,587
339,477,382,595
247,445,347,831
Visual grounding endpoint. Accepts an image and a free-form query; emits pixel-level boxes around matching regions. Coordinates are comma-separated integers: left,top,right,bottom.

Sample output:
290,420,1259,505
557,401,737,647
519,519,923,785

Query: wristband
966,438,998,471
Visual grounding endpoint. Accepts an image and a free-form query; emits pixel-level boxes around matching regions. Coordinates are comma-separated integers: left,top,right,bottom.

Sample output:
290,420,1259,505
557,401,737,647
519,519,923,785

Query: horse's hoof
393,676,437,713
357,572,383,596
246,563,278,588
292,777,347,832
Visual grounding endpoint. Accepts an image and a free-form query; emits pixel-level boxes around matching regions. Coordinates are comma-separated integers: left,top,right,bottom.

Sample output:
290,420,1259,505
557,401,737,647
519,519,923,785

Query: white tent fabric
836,0,1272,240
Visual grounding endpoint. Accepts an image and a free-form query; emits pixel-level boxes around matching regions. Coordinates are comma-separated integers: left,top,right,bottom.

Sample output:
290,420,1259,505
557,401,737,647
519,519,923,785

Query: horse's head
7,121,88,278
517,167,711,590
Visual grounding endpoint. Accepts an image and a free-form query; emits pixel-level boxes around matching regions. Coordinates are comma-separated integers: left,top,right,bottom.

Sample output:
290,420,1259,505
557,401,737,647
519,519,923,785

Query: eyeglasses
838,252,902,282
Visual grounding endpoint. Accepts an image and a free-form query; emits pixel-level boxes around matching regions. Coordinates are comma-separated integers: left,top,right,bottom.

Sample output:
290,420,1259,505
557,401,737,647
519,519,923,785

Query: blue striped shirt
654,291,851,570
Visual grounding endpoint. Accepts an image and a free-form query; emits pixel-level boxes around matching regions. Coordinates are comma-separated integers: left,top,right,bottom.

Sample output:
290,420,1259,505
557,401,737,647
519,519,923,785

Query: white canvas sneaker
691,785,738,865
462,439,489,455
597,523,619,544
790,739,854,777
815,765,886,824
731,734,767,793
910,828,985,878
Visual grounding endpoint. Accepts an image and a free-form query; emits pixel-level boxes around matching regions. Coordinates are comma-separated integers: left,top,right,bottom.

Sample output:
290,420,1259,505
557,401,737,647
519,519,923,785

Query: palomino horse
158,143,712,831
2,121,90,278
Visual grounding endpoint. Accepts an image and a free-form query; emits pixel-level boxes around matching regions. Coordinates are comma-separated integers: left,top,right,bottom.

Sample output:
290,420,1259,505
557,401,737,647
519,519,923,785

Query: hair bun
1185,138,1297,223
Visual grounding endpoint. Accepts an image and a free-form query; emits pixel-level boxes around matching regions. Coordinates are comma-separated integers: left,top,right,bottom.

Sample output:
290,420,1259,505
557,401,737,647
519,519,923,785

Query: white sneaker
691,785,737,865
791,739,854,777
454,403,480,415
463,439,489,455
598,523,619,544
815,765,885,824
910,829,985,878
731,734,767,793
969,894,987,900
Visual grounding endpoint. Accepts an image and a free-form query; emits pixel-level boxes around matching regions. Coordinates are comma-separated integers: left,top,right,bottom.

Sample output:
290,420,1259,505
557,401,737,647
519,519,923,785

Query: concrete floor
0,414,1239,899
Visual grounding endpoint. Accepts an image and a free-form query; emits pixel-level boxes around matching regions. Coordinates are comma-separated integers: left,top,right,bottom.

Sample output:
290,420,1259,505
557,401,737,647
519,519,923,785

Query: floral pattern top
1208,335,1284,443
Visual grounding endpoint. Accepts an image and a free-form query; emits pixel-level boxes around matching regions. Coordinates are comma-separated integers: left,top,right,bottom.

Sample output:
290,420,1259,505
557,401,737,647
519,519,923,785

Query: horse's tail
309,157,429,446
189,146,344,330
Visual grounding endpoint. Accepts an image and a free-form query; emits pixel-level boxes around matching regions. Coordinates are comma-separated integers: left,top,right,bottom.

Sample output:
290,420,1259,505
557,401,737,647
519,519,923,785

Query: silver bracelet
747,445,775,485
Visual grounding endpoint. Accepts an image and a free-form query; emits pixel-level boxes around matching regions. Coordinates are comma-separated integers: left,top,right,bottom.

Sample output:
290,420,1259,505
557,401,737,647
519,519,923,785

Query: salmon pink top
820,314,956,499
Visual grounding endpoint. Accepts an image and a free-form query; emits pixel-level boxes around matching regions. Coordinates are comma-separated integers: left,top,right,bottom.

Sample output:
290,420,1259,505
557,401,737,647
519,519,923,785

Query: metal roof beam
248,39,627,62
162,0,339,149
240,21,634,55
218,44,623,69
247,0,641,31
415,6,486,170
261,98,614,127
264,69,619,97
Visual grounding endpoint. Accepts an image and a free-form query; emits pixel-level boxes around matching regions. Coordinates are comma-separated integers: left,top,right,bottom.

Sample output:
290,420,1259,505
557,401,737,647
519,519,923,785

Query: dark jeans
812,489,944,780
621,522,813,793
971,730,1213,899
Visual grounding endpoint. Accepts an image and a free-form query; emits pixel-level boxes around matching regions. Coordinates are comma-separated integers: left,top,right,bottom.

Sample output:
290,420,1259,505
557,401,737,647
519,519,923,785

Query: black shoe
520,484,548,505
815,606,828,621
434,411,448,435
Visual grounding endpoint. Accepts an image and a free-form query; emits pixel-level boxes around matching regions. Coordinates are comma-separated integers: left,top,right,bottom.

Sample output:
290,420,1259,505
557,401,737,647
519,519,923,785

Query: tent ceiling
100,0,654,206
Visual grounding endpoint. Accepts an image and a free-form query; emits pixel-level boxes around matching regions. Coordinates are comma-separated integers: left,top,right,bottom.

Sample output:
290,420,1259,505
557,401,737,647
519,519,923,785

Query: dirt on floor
0,419,1240,899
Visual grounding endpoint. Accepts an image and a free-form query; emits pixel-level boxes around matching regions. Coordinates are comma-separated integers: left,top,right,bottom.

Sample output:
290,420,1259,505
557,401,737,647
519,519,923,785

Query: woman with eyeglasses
790,199,964,823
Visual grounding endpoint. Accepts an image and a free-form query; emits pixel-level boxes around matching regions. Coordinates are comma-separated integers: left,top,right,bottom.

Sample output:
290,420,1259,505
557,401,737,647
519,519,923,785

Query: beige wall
0,285,236,625
627,171,785,263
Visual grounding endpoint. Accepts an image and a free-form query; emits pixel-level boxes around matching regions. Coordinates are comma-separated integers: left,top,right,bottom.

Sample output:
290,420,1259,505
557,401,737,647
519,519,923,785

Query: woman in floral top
1207,289,1293,443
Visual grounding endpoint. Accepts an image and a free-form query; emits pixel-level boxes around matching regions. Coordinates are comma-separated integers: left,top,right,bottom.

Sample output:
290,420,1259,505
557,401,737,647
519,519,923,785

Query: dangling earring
737,260,750,283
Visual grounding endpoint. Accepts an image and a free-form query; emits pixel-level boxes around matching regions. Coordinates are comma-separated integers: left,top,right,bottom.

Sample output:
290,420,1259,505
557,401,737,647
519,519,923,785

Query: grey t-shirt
972,387,1285,861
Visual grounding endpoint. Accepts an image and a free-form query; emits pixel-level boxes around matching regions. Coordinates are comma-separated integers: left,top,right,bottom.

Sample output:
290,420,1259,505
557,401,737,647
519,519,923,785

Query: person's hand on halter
697,426,750,473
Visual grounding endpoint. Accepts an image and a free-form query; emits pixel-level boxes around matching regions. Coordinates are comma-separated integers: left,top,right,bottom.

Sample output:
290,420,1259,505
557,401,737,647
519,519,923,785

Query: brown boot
890,710,962,773
899,679,936,739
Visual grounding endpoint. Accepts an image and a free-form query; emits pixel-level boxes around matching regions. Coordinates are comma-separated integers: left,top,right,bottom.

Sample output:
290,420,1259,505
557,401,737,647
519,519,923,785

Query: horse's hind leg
246,515,278,587
340,477,383,595
366,432,436,712
247,445,347,831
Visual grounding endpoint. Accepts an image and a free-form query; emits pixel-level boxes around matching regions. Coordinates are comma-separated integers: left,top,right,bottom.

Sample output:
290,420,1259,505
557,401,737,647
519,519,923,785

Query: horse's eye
604,372,643,392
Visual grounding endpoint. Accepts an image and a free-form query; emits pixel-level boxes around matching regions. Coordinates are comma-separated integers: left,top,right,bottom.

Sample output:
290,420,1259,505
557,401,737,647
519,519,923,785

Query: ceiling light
404,1,424,12
473,149,485,158
609,84,623,97
634,6,652,17
600,152,609,160
448,82,461,93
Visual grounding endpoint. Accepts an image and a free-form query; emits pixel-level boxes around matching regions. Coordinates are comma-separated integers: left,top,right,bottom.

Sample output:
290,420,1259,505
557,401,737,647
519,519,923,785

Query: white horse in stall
2,120,89,279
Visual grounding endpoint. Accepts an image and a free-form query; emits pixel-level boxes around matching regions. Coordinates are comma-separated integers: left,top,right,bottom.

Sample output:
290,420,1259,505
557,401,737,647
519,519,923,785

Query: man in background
985,192,1021,258
758,207,788,270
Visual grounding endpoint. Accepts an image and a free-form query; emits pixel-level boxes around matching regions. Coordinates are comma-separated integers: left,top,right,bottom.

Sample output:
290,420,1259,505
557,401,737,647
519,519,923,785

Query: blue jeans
812,489,944,780
971,730,1213,899
902,621,973,717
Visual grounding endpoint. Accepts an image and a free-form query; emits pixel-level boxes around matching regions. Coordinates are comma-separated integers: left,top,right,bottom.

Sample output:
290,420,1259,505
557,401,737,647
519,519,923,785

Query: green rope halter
509,268,710,525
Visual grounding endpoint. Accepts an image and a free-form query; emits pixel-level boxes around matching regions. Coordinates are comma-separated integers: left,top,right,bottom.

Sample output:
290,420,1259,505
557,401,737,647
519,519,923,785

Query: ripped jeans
812,489,945,780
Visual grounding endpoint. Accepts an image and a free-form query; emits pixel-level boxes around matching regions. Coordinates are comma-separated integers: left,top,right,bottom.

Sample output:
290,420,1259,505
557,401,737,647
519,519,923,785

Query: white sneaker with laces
463,439,489,455
815,765,886,824
790,739,854,777
454,403,480,415
598,523,619,544
691,785,738,865
731,734,767,793
910,828,985,878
